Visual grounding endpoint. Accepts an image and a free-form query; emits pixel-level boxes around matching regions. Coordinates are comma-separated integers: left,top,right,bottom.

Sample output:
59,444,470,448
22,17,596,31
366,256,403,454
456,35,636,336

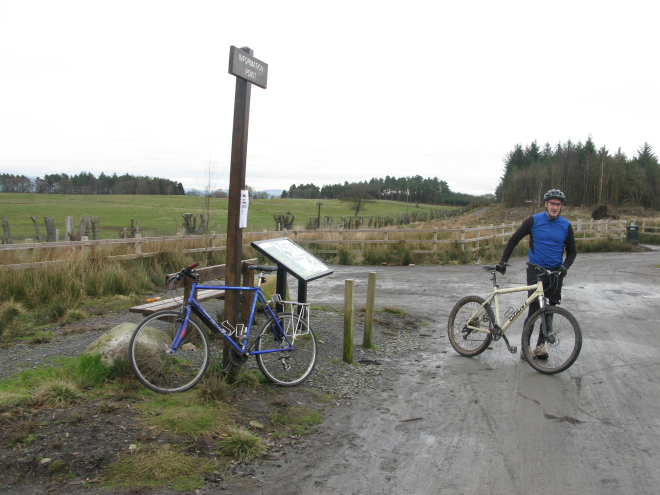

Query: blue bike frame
170,282,293,356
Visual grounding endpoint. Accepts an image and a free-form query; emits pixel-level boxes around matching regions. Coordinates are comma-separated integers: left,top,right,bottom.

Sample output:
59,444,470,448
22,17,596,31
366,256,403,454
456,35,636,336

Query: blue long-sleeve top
501,212,577,269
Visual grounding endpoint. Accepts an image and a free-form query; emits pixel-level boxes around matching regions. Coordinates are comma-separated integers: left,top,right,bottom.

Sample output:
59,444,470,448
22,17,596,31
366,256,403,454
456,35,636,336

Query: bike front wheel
521,306,582,374
448,295,494,357
129,310,210,393
255,313,317,386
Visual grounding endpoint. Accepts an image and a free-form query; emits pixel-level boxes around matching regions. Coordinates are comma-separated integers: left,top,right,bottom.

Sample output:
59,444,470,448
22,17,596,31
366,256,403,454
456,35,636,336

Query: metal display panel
251,238,334,282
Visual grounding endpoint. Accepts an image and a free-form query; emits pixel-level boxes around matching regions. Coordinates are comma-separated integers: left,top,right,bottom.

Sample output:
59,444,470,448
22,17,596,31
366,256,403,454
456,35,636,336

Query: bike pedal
510,346,517,354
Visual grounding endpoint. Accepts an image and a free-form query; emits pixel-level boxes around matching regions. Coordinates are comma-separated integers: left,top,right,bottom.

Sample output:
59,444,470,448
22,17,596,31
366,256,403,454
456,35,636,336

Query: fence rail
0,219,628,270
641,221,660,236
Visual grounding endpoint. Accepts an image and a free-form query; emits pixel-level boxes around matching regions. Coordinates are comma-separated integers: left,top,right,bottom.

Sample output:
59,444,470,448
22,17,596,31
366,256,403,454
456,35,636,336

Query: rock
82,322,170,367
249,420,264,430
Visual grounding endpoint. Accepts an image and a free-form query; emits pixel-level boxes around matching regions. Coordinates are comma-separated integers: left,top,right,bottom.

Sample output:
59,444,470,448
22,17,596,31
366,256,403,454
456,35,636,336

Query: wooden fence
639,221,660,236
0,219,628,270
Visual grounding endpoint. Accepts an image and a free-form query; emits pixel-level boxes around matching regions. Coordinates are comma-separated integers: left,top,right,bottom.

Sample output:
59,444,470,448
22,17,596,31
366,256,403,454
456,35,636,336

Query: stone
82,322,170,367
249,420,264,430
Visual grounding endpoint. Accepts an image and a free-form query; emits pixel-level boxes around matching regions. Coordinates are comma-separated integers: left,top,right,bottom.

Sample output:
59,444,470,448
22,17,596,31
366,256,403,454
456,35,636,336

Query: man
496,189,577,359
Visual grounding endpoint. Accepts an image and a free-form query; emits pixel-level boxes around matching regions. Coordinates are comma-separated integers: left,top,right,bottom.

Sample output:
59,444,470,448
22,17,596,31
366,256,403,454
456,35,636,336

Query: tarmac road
239,250,660,495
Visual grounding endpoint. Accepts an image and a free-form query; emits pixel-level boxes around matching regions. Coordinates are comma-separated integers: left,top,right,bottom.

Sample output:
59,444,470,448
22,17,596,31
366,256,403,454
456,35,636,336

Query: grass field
0,193,456,241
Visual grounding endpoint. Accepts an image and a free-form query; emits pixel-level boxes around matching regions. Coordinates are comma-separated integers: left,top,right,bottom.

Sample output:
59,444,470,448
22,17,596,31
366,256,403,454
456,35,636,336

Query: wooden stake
363,272,377,349
343,279,355,364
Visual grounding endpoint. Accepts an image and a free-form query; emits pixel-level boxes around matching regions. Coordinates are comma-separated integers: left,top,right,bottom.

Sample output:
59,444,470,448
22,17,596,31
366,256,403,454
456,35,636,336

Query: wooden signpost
225,46,268,367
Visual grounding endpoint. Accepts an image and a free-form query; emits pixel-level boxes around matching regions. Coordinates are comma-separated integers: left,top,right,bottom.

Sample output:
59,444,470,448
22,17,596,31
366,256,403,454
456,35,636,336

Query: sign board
239,190,249,228
251,238,334,282
228,46,268,89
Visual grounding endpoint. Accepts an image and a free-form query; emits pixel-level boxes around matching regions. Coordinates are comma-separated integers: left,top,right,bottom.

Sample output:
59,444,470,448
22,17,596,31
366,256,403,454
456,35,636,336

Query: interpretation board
251,238,334,282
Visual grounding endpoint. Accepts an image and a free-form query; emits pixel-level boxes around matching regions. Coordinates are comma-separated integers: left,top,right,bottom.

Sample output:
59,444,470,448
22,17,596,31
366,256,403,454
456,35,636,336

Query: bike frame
466,280,546,335
170,282,292,356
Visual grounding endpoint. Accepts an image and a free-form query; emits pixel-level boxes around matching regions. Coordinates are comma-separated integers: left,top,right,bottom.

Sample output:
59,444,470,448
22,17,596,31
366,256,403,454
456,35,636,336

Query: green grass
103,446,215,490
0,193,456,241
379,306,406,316
268,405,323,436
0,354,129,406
136,392,235,438
217,426,268,460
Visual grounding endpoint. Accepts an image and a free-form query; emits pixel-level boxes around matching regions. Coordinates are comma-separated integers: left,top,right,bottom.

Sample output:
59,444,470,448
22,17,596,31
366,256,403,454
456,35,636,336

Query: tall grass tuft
103,446,214,490
0,298,26,336
577,238,633,253
218,426,268,460
335,248,354,265
34,378,84,406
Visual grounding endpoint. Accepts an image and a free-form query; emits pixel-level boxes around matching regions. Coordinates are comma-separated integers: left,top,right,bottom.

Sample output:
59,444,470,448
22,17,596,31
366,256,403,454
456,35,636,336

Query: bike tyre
255,313,317,386
448,295,494,357
521,306,582,374
129,310,210,393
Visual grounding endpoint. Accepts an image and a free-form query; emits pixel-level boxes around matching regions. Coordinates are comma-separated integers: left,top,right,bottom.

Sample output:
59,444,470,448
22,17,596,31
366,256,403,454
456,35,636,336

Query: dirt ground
2,247,660,494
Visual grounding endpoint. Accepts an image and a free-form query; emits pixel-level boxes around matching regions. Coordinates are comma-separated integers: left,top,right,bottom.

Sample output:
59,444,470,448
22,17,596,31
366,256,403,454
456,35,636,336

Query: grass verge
103,446,215,491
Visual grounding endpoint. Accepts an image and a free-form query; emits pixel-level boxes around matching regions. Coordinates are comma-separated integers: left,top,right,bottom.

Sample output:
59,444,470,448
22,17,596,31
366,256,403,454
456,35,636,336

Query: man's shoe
532,344,549,359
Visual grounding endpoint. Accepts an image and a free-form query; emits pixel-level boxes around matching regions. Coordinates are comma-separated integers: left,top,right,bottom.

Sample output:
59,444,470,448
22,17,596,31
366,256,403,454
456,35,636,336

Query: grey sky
1,1,657,196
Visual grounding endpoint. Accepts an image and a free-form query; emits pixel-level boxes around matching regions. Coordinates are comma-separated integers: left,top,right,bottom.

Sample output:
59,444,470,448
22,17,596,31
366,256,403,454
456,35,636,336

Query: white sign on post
239,190,249,228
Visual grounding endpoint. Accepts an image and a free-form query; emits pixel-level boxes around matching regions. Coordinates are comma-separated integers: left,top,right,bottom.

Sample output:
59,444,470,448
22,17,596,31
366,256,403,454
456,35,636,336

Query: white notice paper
239,190,249,228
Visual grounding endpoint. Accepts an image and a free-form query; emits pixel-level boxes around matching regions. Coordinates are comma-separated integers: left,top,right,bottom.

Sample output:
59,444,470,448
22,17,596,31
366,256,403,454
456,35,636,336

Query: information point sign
228,46,268,89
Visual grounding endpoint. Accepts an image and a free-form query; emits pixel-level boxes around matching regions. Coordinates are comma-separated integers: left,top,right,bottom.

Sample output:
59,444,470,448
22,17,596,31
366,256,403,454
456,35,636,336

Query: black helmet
544,189,565,203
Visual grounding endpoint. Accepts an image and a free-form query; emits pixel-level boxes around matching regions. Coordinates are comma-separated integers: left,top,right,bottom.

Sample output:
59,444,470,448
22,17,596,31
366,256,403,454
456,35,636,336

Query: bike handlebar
166,262,201,284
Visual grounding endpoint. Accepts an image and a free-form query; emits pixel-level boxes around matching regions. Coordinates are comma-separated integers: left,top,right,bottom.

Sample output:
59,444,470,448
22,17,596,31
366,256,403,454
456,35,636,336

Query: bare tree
340,185,375,216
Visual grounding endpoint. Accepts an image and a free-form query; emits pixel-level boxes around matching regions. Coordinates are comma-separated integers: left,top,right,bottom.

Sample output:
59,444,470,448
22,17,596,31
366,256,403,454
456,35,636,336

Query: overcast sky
1,1,657,196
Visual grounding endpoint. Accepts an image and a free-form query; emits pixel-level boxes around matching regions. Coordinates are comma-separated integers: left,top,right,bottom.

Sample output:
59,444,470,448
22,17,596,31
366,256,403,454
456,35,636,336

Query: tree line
0,172,185,195
283,176,493,206
497,138,659,209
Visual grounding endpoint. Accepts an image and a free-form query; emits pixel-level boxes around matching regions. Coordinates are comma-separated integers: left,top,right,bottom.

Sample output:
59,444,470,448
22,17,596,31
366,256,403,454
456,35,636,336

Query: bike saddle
249,265,278,273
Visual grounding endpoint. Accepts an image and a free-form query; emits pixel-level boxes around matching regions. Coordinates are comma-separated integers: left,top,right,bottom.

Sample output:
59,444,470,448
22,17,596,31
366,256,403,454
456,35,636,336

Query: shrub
34,378,84,407
218,427,267,460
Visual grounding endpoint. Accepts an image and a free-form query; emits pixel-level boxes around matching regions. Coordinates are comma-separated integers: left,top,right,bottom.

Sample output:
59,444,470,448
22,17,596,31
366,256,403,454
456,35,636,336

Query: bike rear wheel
448,295,494,357
129,310,210,393
521,306,582,374
255,313,317,386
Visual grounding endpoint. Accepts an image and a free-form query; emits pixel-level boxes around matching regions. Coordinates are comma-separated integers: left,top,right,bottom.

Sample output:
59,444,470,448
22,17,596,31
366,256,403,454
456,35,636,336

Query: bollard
343,279,355,364
363,272,377,349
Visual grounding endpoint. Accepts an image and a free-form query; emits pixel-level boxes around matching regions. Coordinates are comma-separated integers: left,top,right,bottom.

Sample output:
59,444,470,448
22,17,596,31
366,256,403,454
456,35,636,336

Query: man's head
543,189,565,219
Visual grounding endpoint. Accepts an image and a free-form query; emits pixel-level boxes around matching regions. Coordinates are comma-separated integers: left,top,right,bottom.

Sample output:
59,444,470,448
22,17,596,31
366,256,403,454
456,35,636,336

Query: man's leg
522,266,542,356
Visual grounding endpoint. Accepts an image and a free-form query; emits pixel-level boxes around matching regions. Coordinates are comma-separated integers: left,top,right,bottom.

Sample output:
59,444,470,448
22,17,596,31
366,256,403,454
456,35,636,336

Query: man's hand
559,265,568,277
496,262,507,274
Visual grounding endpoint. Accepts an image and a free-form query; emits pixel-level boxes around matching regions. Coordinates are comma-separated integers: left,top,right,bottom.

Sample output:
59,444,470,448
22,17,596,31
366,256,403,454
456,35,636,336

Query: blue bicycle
128,262,317,393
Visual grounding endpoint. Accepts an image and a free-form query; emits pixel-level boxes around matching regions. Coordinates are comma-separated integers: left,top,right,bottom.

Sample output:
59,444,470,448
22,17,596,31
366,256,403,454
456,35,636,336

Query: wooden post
343,279,354,364
45,217,56,242
1,217,12,244
134,233,142,254
363,272,377,349
80,236,90,256
225,46,255,369
240,261,256,326
433,228,438,252
476,225,480,250
30,217,42,243
461,226,466,251
25,238,34,263
55,229,59,242
65,216,75,241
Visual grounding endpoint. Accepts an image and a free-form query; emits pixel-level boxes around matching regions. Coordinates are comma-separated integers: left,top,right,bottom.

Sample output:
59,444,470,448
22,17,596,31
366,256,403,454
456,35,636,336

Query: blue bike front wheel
129,310,210,393
255,313,317,386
